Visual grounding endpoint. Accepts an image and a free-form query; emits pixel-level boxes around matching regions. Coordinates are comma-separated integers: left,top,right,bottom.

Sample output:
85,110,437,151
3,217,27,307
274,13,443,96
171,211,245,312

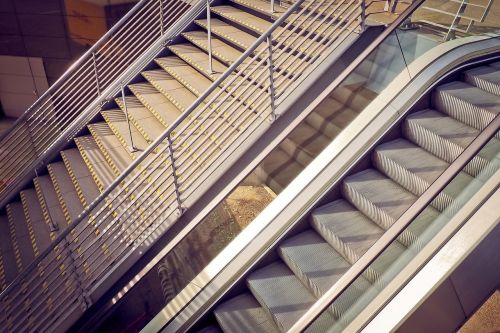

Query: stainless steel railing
0,0,365,331
0,0,199,208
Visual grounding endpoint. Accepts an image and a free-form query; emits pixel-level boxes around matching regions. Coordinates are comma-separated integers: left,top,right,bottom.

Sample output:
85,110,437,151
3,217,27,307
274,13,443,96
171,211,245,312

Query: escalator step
246,261,336,332
433,81,500,131
215,293,280,333
279,230,371,318
464,66,500,96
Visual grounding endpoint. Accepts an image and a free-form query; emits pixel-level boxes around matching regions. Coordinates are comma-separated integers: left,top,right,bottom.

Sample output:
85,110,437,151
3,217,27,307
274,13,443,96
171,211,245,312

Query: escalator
188,59,499,333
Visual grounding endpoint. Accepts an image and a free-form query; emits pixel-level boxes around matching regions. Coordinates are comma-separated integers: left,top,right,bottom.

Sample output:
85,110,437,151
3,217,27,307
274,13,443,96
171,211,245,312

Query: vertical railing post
266,35,277,121
159,0,165,35
360,0,366,30
206,0,214,74
121,85,137,152
167,135,184,215
92,51,101,96
271,0,275,13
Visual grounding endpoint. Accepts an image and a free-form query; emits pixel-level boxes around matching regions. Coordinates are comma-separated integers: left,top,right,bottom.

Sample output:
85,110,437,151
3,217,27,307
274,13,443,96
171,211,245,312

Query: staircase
0,0,366,331
196,62,500,332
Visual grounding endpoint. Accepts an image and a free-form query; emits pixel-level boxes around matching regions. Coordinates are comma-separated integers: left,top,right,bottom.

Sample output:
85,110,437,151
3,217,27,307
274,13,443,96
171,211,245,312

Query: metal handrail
0,0,198,208
0,0,365,331
289,115,500,333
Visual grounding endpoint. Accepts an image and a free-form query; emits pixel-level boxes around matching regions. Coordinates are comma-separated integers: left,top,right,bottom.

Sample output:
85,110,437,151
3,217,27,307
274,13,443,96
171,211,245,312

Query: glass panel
304,134,500,333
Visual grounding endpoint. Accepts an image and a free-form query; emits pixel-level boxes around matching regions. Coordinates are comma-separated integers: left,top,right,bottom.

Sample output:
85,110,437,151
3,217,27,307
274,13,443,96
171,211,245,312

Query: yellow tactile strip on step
115,97,153,143
87,125,122,177
19,192,40,257
33,178,57,234
128,83,174,129
155,57,206,97
6,205,23,272
0,253,6,291
74,138,107,194
100,111,139,159
47,165,72,224
61,151,88,208
182,32,235,66
141,70,190,113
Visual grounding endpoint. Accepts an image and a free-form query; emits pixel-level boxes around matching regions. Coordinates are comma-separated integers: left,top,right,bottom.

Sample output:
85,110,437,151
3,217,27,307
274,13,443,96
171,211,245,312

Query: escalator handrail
289,114,500,333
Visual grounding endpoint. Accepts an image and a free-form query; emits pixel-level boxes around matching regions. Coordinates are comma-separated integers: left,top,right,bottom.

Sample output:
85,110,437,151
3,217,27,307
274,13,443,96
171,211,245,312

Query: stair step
306,95,359,139
311,199,406,282
34,175,67,232
464,66,500,96
128,82,182,127
74,136,116,191
215,293,280,333
88,122,134,172
247,261,336,332
432,81,500,131
403,109,498,177
195,19,260,52
167,45,226,82
373,138,474,212
6,202,35,272
100,109,149,153
212,5,273,36
279,230,371,318
20,189,52,255
342,169,440,247
115,95,166,143
61,149,101,206
182,30,244,67
155,56,221,98
0,215,19,289
256,147,304,194
230,0,348,39
142,69,199,113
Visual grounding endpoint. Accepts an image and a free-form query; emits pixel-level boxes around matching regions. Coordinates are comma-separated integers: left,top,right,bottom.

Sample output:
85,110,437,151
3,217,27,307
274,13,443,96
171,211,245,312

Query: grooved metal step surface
207,63,500,333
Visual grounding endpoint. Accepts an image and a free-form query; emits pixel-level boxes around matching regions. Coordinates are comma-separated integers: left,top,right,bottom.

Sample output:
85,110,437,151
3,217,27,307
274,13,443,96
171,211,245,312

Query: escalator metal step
464,65,500,96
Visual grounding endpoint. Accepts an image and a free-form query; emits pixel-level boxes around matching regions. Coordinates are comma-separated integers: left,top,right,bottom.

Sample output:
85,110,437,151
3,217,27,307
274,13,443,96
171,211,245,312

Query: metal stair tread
61,149,101,206
101,109,149,153
47,162,85,223
246,261,336,332
0,215,19,287
128,82,182,127
196,325,223,333
195,18,262,52
74,135,117,190
433,81,500,130
311,199,406,280
34,175,67,230
6,202,35,271
182,30,244,66
403,109,499,177
211,5,273,35
115,95,166,143
142,69,199,112
20,189,52,254
88,122,134,172
214,293,280,333
279,230,371,318
165,45,226,81
463,65,500,96
230,0,350,38
342,169,440,246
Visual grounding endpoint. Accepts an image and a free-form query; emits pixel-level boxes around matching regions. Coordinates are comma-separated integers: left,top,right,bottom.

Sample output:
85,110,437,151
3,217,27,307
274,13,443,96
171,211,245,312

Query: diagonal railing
0,0,201,208
0,0,366,331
